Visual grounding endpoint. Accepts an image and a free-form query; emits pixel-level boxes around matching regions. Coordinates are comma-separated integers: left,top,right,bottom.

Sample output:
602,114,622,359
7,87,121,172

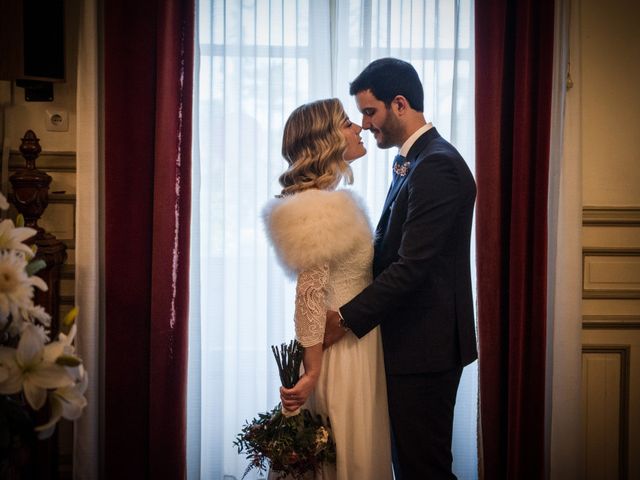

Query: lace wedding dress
263,189,393,480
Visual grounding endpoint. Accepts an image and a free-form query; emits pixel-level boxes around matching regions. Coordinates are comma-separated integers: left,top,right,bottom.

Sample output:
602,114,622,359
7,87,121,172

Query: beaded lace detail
295,263,330,347
294,240,373,347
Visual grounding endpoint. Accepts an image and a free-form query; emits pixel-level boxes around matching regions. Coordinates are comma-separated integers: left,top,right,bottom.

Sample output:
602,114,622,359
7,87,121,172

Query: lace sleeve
294,263,330,347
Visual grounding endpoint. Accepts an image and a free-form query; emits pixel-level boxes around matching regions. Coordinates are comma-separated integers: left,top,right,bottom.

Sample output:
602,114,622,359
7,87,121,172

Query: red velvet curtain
475,0,555,478
104,0,194,477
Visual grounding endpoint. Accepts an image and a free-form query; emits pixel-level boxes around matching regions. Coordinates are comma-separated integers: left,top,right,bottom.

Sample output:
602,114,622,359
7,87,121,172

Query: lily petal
0,369,23,394
0,193,9,210
36,423,57,440
35,396,64,438
16,325,44,367
9,226,37,243
0,219,13,233
43,341,65,363
29,275,48,292
14,243,35,259
24,379,47,410
58,390,87,420
0,349,23,394
29,363,74,389
0,346,17,364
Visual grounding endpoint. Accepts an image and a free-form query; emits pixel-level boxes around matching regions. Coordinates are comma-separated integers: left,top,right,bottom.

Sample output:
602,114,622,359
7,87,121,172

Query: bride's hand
323,310,347,350
280,374,318,412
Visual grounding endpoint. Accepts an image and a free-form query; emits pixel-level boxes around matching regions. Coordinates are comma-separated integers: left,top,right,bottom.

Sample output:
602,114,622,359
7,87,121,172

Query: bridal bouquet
234,340,336,479
0,192,87,468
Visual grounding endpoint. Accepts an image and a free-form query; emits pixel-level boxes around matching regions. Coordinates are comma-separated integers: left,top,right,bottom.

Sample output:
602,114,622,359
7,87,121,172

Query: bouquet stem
271,340,303,389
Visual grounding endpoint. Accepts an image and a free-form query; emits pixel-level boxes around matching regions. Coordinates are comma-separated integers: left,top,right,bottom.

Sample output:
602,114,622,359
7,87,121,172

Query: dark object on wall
15,79,54,101
0,0,65,83
23,0,65,80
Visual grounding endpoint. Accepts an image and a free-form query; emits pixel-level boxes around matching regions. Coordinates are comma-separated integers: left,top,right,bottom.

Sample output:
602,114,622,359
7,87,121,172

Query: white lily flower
0,252,48,329
46,325,84,381
0,219,37,259
0,188,88,438
24,304,52,327
0,324,74,410
35,367,88,439
44,324,78,361
4,305,52,338
5,310,51,339
5,315,27,338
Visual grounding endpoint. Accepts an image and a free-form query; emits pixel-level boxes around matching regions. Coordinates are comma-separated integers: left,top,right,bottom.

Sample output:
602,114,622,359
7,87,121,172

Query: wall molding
583,315,640,329
8,150,76,172
583,206,640,226
59,295,75,306
582,248,640,299
582,345,630,479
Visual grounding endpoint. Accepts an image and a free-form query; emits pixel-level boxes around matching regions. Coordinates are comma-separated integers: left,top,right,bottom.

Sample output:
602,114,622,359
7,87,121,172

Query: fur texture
263,189,373,276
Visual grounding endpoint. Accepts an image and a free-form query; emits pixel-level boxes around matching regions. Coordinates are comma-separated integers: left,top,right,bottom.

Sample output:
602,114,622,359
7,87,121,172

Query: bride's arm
280,264,329,412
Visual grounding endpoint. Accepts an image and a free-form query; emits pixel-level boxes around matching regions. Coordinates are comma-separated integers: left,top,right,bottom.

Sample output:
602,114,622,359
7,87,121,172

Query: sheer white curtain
188,1,476,478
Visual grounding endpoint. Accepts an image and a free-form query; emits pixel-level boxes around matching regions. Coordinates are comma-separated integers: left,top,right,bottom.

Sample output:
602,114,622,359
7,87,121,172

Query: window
189,1,476,478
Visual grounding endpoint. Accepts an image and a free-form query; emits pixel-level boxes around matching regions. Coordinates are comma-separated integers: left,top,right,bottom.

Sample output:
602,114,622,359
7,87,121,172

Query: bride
263,98,393,479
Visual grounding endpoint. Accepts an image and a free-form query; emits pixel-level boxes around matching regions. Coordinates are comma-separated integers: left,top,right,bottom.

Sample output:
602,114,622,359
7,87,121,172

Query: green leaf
55,355,82,367
26,259,47,276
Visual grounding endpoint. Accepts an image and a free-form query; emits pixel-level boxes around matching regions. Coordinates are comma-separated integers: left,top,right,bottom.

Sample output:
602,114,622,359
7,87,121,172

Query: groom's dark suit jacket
341,127,477,375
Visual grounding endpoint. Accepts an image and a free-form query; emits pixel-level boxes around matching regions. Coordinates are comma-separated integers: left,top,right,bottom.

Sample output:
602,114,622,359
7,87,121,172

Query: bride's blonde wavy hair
279,98,354,195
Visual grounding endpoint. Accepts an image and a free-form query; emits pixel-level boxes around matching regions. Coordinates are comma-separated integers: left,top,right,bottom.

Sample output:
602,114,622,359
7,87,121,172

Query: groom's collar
399,123,433,157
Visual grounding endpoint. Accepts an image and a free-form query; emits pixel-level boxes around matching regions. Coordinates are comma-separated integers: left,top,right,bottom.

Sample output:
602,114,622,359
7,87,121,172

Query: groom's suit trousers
387,367,462,480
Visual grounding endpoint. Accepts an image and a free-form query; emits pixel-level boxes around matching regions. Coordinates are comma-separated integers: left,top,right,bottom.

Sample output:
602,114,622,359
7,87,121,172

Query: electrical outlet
45,109,68,132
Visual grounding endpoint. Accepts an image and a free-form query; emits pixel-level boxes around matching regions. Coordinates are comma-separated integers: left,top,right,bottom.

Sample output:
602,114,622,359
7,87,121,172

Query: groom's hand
323,310,347,350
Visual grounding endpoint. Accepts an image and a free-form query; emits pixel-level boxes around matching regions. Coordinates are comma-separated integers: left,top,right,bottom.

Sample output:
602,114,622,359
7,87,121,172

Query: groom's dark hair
349,58,424,112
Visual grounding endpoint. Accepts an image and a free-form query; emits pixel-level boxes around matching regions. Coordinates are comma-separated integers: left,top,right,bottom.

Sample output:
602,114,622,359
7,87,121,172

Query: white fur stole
263,189,372,276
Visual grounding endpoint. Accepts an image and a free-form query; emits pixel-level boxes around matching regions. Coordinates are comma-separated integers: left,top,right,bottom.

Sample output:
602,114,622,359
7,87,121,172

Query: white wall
581,0,640,206
579,0,640,478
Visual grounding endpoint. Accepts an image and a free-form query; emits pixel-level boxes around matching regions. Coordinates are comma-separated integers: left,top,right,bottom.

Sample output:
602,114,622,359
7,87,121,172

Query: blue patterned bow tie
392,154,410,177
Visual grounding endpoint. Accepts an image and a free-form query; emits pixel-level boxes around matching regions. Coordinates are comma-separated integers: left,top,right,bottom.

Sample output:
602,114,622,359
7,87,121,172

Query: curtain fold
148,2,194,476
475,0,555,478
104,0,194,477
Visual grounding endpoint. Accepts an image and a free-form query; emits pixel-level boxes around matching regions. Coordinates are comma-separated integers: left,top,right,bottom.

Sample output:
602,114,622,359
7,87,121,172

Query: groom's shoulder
410,127,456,157
411,137,474,185
414,137,463,168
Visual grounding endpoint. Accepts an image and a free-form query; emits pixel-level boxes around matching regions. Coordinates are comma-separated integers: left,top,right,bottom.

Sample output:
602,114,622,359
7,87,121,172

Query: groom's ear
391,95,410,116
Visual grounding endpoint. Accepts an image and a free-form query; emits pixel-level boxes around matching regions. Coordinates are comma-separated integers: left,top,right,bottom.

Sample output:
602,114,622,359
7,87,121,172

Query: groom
324,58,477,479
